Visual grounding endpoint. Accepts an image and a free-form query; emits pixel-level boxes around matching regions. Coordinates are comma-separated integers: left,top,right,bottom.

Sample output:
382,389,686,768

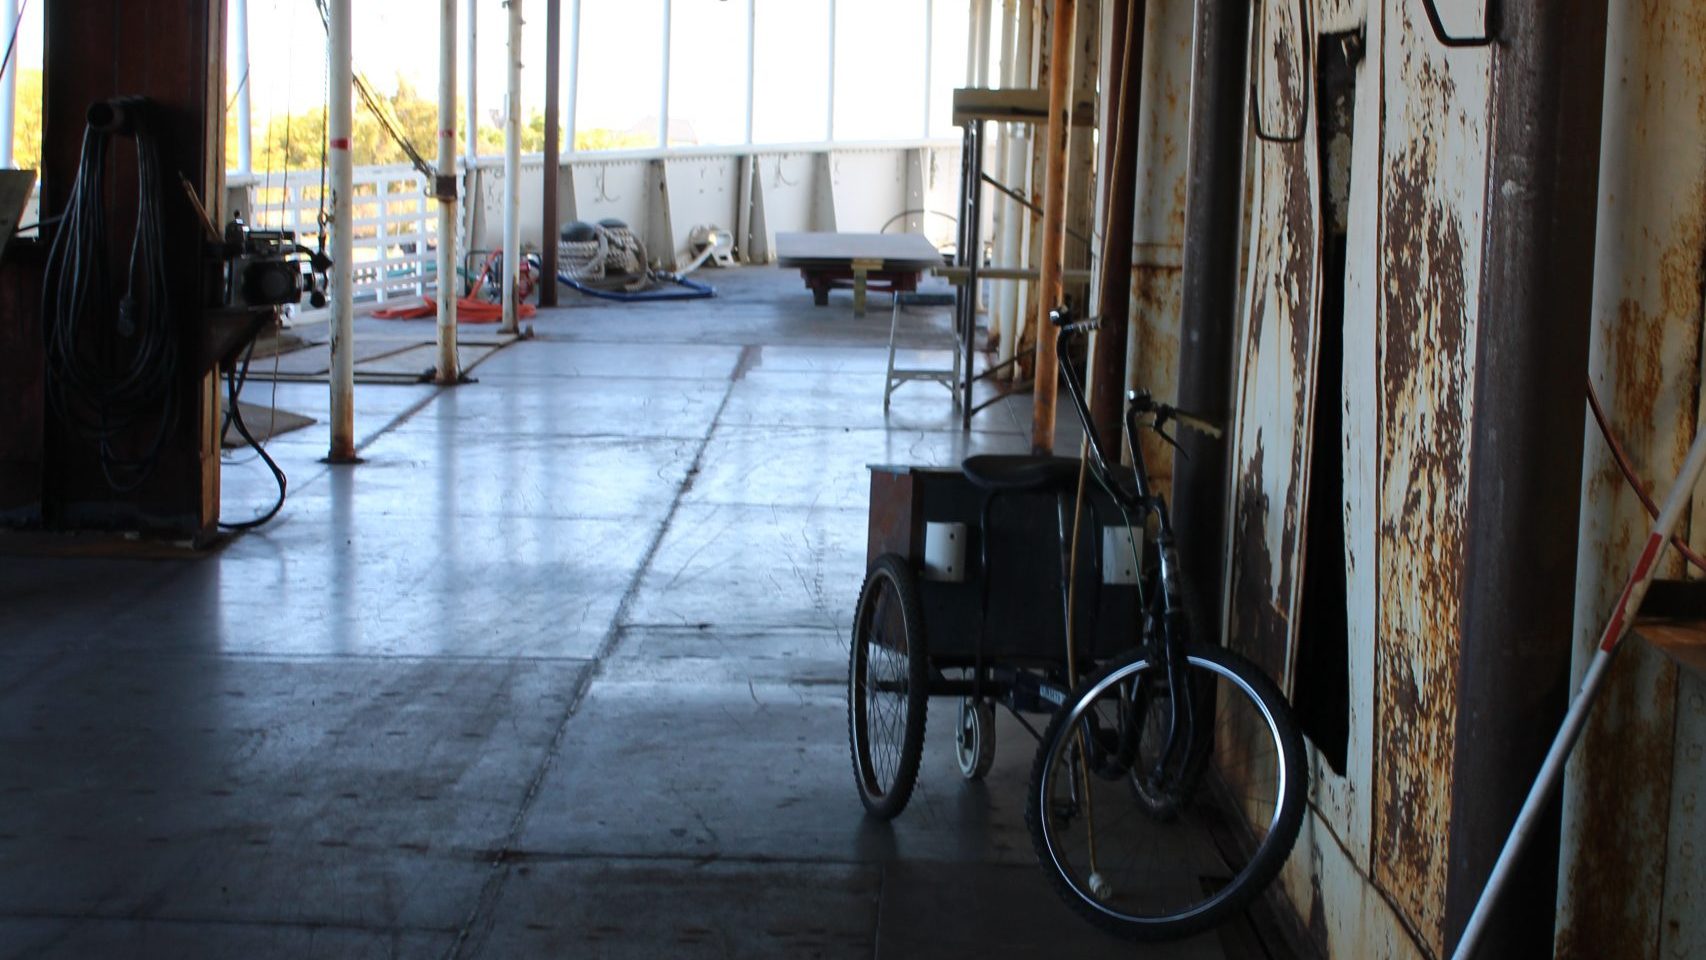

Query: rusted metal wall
1557,0,1706,955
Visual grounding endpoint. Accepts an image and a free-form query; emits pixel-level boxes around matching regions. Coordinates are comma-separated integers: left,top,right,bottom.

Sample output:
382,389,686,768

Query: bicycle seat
960,455,1081,493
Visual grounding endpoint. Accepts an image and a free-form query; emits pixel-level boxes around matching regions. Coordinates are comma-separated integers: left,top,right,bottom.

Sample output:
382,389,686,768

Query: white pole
658,0,671,148
233,0,253,173
1450,424,1706,960
975,0,992,87
465,0,478,166
990,0,1015,362
436,0,460,384
966,0,981,87
0,0,15,169
923,0,934,136
742,0,755,144
502,0,523,334
328,0,356,462
566,0,580,150
826,0,837,141
997,0,1032,375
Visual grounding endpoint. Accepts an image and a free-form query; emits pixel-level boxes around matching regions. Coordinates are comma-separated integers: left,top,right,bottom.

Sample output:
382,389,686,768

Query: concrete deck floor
0,269,1282,959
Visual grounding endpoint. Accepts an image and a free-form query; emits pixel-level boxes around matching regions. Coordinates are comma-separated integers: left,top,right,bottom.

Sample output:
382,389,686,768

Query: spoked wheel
955,696,996,780
848,554,929,820
1026,643,1306,941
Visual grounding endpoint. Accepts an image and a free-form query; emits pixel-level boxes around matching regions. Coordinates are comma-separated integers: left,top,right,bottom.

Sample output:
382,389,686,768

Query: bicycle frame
1052,320,1202,791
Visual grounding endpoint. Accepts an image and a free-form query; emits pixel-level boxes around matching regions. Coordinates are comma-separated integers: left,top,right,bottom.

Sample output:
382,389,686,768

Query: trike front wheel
848,554,930,820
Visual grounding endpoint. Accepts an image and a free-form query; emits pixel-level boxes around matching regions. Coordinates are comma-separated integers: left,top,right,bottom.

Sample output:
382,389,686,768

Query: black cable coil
42,97,178,493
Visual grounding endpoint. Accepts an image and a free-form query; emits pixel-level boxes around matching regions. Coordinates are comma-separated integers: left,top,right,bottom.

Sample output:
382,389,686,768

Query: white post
996,0,1033,375
436,0,460,384
658,0,672,148
923,0,934,136
502,0,523,334
742,0,755,143
826,0,837,141
965,0,981,86
328,0,356,462
0,0,15,169
465,0,478,166
566,0,580,150
975,0,992,87
233,0,253,173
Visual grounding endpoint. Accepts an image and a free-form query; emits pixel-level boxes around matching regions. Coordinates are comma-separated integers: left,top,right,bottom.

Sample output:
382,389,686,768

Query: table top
774,232,944,270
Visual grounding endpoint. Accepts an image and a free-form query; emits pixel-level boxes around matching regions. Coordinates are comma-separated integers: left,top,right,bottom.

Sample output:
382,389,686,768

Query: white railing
229,164,438,304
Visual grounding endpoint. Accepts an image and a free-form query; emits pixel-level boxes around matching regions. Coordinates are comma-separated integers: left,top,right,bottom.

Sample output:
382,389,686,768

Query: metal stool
884,290,961,412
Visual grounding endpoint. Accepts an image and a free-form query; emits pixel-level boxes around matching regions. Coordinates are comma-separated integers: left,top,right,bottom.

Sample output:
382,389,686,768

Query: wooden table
774,232,945,317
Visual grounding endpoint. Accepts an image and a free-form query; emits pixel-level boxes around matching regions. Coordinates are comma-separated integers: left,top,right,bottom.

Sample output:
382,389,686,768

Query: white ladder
884,291,961,412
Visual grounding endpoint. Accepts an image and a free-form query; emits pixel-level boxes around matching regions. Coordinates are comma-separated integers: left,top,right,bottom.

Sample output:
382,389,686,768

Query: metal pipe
975,0,993,87
465,0,478,165
328,0,356,462
436,0,460,382
989,0,1016,365
501,0,523,334
826,0,837,140
923,0,934,136
1088,0,1142,448
1029,0,1076,455
996,0,1034,375
233,0,253,174
966,0,982,86
1445,0,1611,953
743,0,755,144
1170,0,1249,647
658,0,671,148
541,0,561,307
566,0,580,149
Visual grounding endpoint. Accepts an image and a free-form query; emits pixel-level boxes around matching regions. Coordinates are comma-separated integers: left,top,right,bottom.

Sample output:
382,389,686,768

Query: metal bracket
1419,0,1500,48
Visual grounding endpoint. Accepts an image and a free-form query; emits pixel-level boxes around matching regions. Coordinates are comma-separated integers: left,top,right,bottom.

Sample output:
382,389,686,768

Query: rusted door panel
1225,0,1322,693
1556,1,1706,954
1369,0,1491,952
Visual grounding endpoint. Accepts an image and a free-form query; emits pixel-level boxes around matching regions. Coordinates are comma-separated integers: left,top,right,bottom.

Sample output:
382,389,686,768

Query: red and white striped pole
1452,421,1706,959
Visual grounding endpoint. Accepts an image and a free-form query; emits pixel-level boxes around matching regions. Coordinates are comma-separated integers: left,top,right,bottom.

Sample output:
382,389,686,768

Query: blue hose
557,272,716,302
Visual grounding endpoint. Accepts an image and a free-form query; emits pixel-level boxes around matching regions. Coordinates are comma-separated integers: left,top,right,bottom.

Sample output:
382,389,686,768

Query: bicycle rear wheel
1026,643,1305,940
848,554,930,820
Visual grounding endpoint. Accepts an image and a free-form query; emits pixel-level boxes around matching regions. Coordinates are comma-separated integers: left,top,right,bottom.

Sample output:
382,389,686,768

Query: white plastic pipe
566,0,580,150
658,0,671,148
328,0,356,461
465,0,478,166
997,0,1034,373
1450,423,1706,960
436,0,459,384
501,0,523,334
233,0,253,173
989,0,1017,363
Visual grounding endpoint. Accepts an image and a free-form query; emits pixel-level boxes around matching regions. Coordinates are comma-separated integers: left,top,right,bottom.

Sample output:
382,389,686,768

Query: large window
667,0,750,147
832,0,927,141
749,0,830,145
574,0,666,151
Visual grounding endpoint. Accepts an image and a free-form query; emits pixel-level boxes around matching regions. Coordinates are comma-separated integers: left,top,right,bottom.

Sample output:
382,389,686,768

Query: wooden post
1030,0,1076,455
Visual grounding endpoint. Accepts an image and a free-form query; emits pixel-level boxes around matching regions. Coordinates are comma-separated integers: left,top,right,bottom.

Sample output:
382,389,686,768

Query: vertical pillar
996,0,1033,375
658,0,671,148
826,0,837,140
328,0,356,463
233,0,252,173
1445,0,1611,954
464,0,478,166
1088,0,1141,447
1029,0,1076,455
566,0,580,150
501,0,523,334
742,0,755,143
0,0,12,171
435,0,460,382
540,0,560,307
923,0,934,136
1171,0,1250,647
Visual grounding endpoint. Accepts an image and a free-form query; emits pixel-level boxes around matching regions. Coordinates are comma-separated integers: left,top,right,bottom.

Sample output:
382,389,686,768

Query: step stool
885,291,961,412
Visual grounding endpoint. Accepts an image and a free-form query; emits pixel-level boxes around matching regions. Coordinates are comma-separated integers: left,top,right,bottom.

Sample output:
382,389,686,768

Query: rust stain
1372,99,1473,957
1129,264,1182,495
